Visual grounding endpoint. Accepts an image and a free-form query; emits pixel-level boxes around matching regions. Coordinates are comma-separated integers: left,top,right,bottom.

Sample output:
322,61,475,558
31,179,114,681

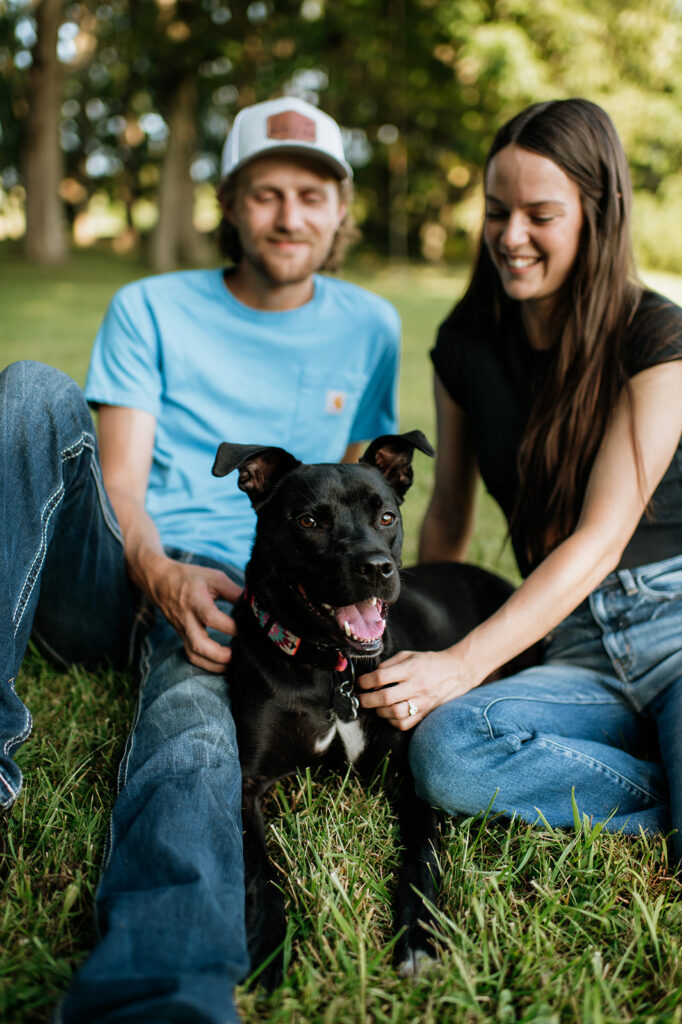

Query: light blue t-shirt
85,268,401,571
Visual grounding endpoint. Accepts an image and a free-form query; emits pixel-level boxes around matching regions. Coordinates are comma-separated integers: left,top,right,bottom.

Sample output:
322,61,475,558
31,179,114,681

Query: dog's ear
212,443,301,508
360,430,435,499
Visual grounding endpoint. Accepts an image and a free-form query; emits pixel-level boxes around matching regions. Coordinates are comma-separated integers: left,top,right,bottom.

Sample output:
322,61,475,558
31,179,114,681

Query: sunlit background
1,0,681,274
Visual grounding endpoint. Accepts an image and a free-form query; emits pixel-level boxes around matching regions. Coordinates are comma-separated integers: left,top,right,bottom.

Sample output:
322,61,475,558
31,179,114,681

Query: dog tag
332,674,359,722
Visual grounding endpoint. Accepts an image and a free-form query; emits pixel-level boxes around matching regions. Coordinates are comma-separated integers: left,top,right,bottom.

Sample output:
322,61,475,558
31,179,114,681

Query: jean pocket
637,556,682,601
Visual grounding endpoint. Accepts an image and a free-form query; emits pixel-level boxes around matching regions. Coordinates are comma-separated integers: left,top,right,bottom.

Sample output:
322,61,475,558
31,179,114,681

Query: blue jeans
1,362,248,1023
410,555,682,862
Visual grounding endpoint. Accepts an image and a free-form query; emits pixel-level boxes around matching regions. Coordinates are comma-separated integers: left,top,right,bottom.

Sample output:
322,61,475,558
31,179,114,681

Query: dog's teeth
369,596,377,606
321,602,332,612
344,620,351,637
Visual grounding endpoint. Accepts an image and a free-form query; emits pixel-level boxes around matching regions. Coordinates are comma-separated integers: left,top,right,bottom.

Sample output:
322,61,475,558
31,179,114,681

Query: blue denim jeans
410,555,682,862
1,362,248,1023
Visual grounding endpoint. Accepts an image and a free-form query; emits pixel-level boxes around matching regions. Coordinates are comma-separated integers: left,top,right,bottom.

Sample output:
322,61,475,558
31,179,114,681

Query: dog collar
241,587,360,721
242,587,346,667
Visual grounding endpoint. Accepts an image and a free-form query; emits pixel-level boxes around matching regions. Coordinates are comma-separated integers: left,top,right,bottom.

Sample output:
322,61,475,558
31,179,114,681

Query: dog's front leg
242,776,287,991
391,771,442,977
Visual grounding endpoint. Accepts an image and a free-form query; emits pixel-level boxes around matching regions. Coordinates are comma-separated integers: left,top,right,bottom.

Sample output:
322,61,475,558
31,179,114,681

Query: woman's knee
409,698,494,815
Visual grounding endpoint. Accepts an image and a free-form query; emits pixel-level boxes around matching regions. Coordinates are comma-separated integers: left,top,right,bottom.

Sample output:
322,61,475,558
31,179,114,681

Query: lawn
1,245,682,1023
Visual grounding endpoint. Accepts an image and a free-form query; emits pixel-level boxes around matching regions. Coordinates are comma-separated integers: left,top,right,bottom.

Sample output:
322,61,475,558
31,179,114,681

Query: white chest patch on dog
336,717,366,763
312,717,366,763
313,723,337,754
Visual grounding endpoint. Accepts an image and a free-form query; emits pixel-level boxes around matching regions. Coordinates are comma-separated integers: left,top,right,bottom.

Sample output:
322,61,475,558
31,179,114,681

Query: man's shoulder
315,275,401,336
111,268,222,310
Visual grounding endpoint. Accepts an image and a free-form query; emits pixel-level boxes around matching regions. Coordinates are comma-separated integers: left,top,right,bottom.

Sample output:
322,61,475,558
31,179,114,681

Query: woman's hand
356,646,477,730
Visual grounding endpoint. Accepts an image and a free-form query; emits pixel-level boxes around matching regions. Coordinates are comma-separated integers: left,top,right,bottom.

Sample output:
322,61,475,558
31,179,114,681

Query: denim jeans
1,362,248,1023
409,555,682,862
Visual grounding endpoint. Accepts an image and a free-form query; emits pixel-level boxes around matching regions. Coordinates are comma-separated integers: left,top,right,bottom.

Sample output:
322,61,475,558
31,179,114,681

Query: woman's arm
419,375,479,563
98,405,242,672
358,359,682,728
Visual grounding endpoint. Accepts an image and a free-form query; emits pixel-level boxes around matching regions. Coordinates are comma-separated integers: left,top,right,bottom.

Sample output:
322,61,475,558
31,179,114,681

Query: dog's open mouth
297,585,387,652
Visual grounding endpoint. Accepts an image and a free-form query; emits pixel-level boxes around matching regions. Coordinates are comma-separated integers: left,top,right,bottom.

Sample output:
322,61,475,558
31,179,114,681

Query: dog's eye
298,513,317,529
379,511,397,526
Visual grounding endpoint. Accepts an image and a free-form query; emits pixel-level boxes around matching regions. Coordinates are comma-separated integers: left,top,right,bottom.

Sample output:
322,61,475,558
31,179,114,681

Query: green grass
2,246,682,1022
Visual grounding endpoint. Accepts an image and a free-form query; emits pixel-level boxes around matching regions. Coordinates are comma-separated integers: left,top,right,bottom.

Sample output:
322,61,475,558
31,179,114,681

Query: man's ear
212,443,300,509
336,201,348,231
360,430,435,500
220,195,236,226
217,172,241,225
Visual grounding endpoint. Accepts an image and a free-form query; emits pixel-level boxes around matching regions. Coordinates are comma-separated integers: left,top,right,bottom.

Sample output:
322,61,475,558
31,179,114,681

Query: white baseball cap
220,96,353,181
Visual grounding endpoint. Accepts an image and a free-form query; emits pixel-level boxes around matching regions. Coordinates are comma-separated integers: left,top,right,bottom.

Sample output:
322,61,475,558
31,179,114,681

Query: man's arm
98,405,242,672
341,441,365,463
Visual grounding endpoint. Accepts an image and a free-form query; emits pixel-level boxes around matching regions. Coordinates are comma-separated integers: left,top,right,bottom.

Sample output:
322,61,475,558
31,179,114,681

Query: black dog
212,431,529,990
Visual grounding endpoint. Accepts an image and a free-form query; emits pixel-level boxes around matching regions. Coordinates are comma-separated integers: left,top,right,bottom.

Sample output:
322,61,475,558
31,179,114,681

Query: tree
21,0,68,263
149,74,212,269
2,0,681,270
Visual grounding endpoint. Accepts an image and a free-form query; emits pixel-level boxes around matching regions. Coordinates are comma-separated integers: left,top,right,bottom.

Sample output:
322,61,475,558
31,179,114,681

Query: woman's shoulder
434,298,503,355
625,288,682,373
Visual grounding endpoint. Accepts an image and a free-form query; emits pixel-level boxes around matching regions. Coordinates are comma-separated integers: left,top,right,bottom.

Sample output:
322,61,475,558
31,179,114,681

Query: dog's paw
397,947,437,979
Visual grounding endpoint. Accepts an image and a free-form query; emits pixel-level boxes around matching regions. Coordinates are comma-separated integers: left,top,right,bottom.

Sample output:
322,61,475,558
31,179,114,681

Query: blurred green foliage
0,0,681,268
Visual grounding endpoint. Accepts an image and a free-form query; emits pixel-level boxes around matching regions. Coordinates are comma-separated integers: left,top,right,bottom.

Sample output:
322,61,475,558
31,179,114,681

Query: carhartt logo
325,390,347,414
267,110,317,143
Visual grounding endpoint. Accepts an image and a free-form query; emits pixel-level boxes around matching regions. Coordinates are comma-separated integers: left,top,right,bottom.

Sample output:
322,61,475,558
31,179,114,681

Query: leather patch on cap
267,110,317,143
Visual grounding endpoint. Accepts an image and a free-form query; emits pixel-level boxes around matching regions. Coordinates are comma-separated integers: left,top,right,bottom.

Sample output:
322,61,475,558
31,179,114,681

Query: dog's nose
358,553,395,581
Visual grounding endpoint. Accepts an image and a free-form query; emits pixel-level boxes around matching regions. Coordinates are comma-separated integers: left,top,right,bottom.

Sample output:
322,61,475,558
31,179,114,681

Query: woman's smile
483,143,584,334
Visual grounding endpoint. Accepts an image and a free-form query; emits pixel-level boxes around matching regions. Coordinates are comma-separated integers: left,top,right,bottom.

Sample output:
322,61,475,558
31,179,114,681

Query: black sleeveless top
431,290,682,577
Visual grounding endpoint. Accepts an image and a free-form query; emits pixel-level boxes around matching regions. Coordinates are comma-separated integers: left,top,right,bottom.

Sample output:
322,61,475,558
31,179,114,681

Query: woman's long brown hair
453,99,642,568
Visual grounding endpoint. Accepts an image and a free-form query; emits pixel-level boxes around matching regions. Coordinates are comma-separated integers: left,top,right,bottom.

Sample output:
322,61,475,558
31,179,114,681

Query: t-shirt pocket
289,366,369,461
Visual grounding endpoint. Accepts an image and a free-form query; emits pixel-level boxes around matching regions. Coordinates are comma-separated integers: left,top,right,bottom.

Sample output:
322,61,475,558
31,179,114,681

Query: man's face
223,155,347,287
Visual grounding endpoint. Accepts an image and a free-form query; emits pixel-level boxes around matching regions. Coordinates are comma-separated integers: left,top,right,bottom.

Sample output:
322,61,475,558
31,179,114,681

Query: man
0,96,400,1023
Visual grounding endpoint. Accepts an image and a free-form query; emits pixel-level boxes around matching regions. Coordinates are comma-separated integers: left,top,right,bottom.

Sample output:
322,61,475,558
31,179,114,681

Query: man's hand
148,559,243,673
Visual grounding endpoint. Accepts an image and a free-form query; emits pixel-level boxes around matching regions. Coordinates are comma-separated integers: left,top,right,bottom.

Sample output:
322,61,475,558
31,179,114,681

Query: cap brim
222,143,352,181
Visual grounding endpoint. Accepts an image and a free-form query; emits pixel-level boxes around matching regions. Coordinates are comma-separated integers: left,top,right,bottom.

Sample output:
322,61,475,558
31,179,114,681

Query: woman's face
483,144,584,311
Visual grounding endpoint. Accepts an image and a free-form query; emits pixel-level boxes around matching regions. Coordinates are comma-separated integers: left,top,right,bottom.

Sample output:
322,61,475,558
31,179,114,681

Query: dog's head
212,431,434,658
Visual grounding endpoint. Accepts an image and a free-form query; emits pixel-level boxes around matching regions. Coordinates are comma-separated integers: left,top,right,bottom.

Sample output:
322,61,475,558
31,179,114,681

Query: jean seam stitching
482,695,623,741
538,736,661,803
89,452,123,544
95,633,151,895
12,431,97,638
120,635,151,795
0,677,32,806
1,676,33,753
12,484,64,635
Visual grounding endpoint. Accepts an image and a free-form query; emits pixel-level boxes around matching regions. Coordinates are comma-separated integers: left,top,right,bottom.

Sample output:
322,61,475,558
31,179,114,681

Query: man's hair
216,168,358,272
451,98,644,567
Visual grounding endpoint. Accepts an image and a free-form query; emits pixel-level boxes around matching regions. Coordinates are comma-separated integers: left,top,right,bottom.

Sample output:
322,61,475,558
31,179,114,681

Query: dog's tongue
334,600,385,641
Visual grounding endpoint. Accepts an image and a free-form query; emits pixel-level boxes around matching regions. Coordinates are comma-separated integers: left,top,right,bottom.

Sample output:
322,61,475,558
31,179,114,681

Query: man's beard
244,231,336,286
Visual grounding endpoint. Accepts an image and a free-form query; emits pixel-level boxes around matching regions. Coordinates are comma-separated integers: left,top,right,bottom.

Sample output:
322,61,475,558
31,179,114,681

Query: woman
358,99,682,858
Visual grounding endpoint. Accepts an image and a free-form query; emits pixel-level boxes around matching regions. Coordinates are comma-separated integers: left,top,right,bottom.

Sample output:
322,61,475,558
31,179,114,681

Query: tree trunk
23,0,68,264
388,139,409,263
149,75,214,272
